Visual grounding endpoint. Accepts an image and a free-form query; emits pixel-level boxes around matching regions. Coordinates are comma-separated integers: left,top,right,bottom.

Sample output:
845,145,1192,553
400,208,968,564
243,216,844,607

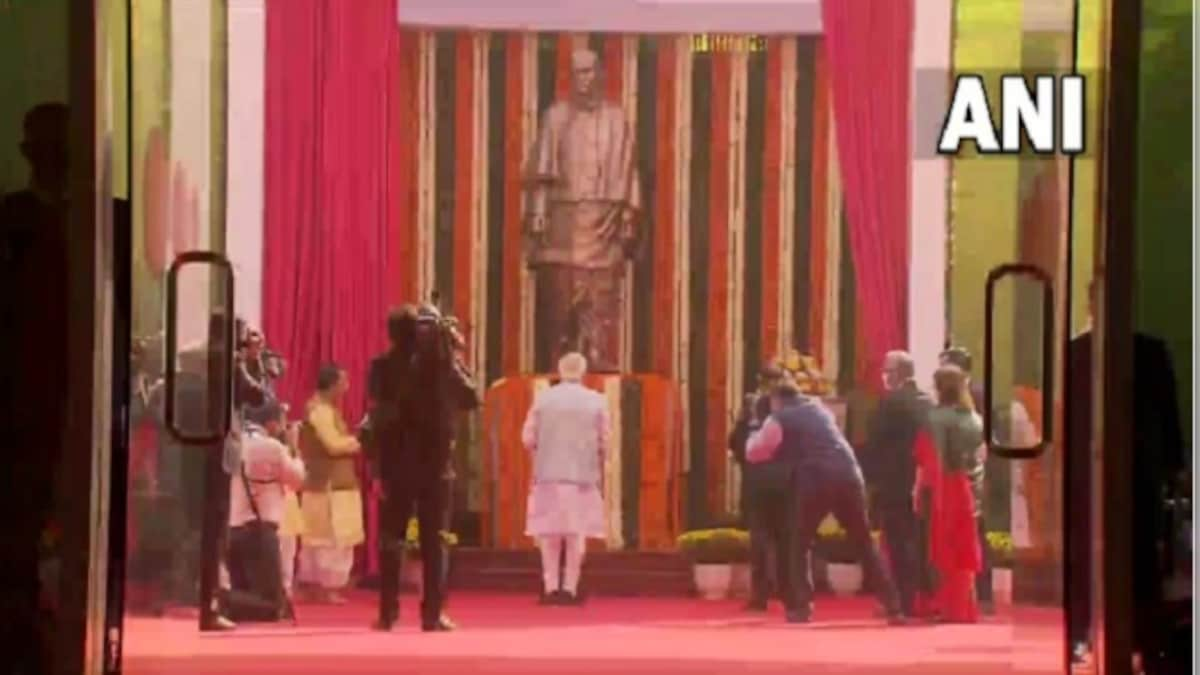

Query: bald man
523,50,641,373
864,350,933,619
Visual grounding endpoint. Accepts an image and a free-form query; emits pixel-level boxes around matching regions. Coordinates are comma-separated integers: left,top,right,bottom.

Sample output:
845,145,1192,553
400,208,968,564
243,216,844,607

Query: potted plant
987,531,1014,605
813,517,878,596
402,517,460,594
677,528,750,600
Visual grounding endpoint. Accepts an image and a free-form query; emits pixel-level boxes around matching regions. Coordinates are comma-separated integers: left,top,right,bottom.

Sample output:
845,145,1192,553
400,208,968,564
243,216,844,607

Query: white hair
557,352,588,381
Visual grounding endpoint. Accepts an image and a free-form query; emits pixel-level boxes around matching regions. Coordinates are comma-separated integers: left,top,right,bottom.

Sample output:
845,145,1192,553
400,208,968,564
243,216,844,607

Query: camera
415,292,466,359
261,347,286,379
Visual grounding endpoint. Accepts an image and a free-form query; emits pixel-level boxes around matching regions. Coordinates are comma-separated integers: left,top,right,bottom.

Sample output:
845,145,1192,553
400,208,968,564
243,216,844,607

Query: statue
523,49,641,373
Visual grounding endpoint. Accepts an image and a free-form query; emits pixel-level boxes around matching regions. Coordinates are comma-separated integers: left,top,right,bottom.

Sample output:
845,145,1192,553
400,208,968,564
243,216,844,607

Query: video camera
414,291,466,358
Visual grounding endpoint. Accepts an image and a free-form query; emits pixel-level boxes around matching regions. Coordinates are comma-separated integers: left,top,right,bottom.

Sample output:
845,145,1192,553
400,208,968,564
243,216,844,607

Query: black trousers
877,504,920,616
0,546,43,675
378,469,448,625
199,447,231,628
791,474,900,615
226,521,285,622
745,480,793,606
974,515,993,605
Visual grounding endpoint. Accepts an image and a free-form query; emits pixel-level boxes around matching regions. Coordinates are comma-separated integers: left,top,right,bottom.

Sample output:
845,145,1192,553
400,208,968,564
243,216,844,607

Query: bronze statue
523,49,641,373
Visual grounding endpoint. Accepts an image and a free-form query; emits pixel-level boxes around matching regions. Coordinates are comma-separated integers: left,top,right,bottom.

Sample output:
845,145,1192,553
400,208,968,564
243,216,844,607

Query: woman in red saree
914,365,984,623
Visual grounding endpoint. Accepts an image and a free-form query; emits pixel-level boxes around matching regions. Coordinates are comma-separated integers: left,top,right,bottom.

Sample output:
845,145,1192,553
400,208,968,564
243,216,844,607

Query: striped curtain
398,30,845,526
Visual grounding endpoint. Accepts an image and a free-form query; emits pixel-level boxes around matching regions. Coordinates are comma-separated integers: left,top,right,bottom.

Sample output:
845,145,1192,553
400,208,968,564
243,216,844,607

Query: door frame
59,0,116,672
1092,0,1141,671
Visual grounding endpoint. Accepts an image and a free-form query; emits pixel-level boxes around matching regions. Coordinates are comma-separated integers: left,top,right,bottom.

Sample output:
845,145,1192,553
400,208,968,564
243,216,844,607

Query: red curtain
264,0,401,575
820,0,914,389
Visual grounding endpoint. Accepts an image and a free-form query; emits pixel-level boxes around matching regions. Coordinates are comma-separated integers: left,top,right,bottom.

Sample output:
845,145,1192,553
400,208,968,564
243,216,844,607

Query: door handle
164,251,236,444
983,263,1054,459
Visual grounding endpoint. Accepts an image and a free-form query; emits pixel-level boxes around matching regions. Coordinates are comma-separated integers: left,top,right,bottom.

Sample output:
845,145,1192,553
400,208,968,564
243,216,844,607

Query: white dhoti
279,535,298,594
526,482,605,594
525,482,607,538
298,545,355,590
298,489,362,591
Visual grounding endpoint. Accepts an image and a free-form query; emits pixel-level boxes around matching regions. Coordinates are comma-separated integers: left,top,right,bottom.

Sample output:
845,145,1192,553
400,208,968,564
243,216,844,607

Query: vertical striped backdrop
398,30,855,524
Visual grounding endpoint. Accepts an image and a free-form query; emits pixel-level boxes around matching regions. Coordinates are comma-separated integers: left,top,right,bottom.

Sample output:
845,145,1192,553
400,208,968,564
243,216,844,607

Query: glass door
952,0,1099,668
102,0,1132,673
104,0,234,665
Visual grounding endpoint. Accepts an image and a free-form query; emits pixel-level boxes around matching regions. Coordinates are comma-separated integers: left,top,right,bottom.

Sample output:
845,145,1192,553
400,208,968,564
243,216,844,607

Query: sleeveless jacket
523,382,608,485
773,396,861,483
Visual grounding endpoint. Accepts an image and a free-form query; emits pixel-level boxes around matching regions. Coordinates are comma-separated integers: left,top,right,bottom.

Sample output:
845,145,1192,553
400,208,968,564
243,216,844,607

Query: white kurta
525,483,607,538
522,381,610,538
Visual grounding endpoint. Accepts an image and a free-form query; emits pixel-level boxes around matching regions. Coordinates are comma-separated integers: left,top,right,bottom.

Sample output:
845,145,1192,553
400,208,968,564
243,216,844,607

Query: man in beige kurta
524,49,641,373
298,364,363,604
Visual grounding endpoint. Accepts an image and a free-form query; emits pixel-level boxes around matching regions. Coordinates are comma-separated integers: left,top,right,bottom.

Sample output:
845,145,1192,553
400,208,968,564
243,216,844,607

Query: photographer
235,327,285,412
728,363,794,612
367,303,478,632
225,400,305,622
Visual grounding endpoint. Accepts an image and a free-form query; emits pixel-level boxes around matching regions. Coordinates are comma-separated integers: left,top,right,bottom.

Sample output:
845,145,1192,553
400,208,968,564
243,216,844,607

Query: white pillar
908,0,953,384
170,0,213,346
225,0,266,330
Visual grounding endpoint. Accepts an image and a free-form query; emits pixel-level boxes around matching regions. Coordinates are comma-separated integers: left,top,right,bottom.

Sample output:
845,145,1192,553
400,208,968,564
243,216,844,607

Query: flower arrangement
986,531,1014,568
813,517,882,563
404,517,459,553
676,528,751,564
780,350,833,396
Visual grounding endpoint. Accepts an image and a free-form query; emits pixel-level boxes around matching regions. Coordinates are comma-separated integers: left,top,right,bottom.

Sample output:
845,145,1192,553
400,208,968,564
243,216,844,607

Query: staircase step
447,548,696,597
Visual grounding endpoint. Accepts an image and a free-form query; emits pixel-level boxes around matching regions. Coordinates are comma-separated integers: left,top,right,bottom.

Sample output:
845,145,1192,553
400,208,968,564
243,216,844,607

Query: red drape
264,0,400,575
820,0,914,390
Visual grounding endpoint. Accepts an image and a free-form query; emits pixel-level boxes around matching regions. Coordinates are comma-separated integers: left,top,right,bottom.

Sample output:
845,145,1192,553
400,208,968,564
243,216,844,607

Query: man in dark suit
1067,282,1185,666
863,351,932,619
368,305,478,632
728,363,793,611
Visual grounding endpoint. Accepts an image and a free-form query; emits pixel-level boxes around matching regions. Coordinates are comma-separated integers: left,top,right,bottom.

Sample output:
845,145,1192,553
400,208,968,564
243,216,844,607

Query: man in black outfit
746,381,902,624
863,351,932,620
368,304,478,632
1067,281,1185,667
728,364,793,611
0,100,69,675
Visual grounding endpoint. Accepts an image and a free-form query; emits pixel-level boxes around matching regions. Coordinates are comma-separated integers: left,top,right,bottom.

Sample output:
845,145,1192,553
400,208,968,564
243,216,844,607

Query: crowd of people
134,317,988,631
124,302,479,633
721,348,990,625
514,346,986,625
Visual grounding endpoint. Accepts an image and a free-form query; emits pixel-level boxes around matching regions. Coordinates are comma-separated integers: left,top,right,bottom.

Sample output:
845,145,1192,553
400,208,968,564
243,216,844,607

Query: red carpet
124,592,1065,674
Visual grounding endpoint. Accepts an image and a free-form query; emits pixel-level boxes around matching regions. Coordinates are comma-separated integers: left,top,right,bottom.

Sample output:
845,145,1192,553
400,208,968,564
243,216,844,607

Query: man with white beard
521,352,610,605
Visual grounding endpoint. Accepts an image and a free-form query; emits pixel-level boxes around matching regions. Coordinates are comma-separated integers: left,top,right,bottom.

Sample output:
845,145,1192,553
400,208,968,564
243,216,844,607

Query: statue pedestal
480,373,684,551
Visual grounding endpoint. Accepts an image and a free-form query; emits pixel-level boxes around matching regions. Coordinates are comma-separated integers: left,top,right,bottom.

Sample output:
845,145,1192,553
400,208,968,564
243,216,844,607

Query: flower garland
778,349,834,397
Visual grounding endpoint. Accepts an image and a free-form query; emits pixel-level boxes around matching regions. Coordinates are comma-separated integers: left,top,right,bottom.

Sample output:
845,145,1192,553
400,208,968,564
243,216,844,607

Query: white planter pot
826,563,863,597
992,568,1013,606
729,563,751,598
693,564,734,600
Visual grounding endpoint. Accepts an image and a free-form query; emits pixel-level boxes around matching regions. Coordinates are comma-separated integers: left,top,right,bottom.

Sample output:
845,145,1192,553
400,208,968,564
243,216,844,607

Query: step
447,548,696,597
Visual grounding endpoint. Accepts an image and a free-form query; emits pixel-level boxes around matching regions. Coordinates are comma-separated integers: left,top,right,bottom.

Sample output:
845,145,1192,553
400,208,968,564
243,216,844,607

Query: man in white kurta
522,352,610,604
